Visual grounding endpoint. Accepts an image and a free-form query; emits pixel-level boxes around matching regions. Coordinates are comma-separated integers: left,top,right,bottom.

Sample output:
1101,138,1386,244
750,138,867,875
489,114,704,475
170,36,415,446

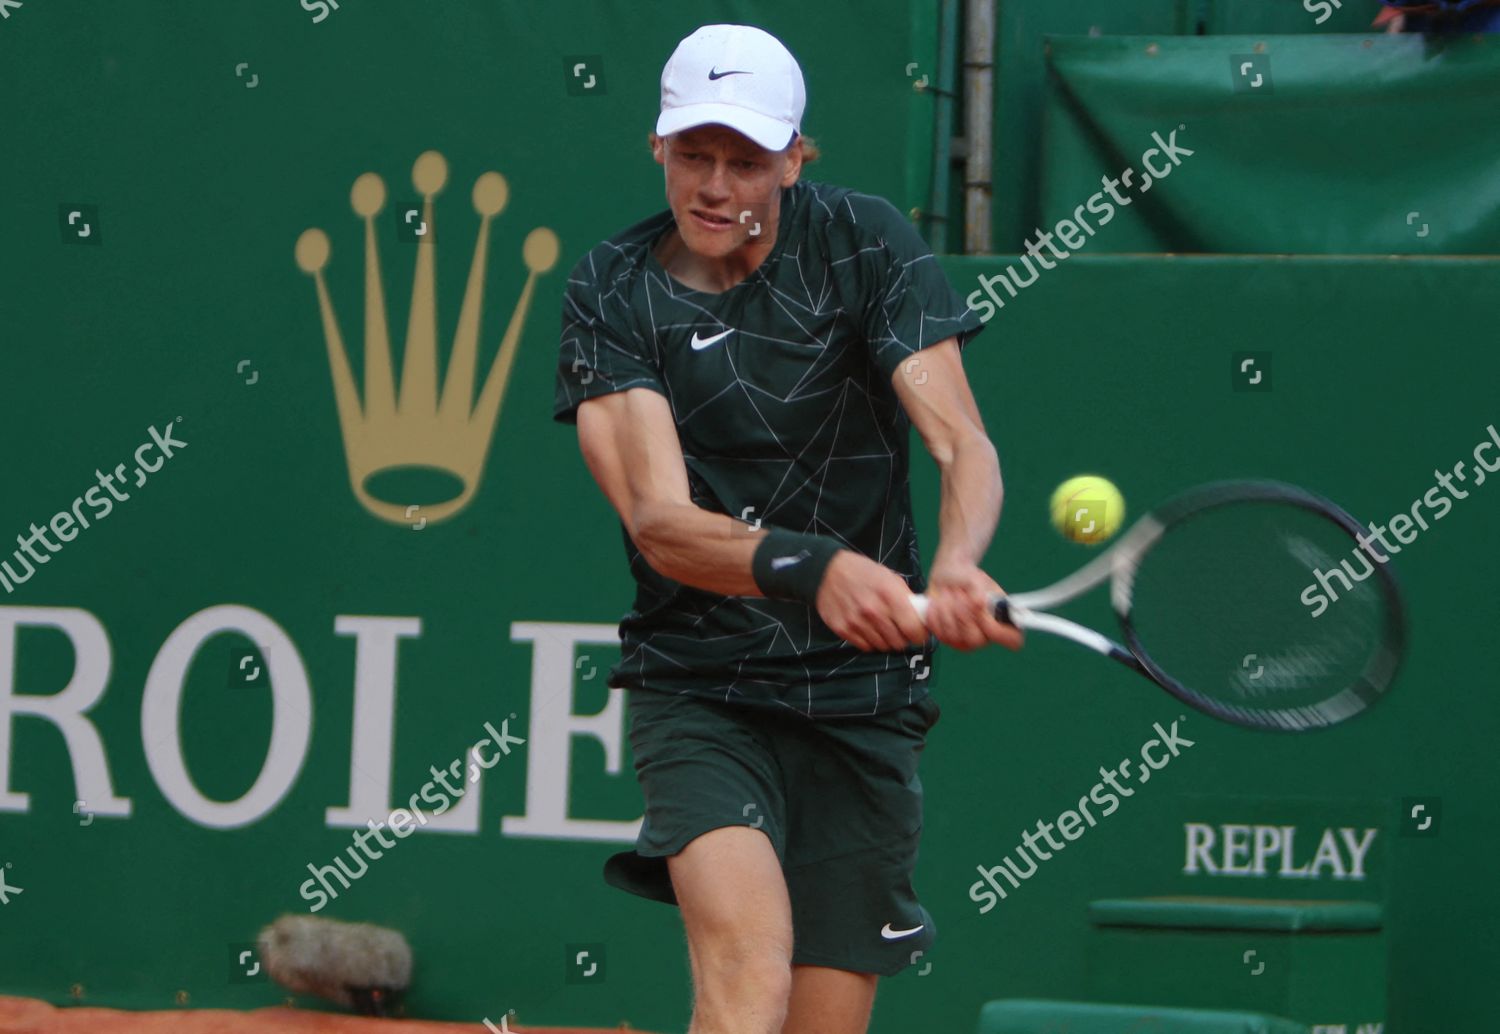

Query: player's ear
649,132,666,166
780,135,804,187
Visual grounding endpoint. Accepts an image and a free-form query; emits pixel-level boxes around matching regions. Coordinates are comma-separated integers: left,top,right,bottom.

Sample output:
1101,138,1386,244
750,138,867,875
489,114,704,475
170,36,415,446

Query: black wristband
751,528,844,604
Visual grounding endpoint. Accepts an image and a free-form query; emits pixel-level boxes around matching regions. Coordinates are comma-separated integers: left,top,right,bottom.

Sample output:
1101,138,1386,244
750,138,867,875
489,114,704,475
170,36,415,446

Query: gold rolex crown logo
295,150,559,526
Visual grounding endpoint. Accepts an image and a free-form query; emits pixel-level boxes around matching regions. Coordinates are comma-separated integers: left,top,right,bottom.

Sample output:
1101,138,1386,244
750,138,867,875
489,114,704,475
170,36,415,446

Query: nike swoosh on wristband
770,551,809,570
880,923,924,941
690,329,734,350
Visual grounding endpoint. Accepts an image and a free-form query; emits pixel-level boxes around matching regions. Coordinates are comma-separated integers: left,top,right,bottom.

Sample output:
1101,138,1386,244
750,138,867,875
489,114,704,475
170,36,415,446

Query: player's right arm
575,387,761,597
573,387,926,652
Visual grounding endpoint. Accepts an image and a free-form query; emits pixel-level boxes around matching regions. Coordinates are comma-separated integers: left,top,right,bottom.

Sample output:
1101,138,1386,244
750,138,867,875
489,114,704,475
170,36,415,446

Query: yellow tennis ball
1050,475,1125,545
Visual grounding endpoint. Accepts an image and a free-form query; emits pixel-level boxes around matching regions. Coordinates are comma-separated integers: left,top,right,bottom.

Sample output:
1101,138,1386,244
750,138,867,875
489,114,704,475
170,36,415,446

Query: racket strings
1123,497,1402,729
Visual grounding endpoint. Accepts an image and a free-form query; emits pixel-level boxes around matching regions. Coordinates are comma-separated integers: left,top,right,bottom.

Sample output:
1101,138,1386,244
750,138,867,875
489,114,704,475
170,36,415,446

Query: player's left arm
892,339,1022,652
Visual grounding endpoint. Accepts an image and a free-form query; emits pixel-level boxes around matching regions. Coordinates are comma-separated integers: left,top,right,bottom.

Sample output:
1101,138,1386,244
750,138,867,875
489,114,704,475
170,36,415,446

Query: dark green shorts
603,687,941,977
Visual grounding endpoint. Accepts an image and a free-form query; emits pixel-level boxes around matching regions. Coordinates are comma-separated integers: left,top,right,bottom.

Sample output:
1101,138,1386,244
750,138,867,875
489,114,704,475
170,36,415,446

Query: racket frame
910,480,1407,731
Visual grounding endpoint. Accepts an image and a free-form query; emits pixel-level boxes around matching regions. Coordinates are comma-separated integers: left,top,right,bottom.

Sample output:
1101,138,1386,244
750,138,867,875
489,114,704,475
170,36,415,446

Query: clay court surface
0,998,658,1034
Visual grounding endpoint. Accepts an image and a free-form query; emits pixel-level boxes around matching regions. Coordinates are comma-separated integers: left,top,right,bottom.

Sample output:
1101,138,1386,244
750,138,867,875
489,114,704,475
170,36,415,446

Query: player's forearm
633,501,771,596
931,433,1003,571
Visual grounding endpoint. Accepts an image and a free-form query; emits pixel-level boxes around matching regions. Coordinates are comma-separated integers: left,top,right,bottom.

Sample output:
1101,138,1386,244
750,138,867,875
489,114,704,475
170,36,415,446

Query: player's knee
694,941,793,1021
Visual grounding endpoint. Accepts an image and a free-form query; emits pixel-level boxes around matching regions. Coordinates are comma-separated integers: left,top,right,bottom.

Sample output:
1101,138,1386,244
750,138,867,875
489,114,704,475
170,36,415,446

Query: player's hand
815,550,931,653
923,560,1024,652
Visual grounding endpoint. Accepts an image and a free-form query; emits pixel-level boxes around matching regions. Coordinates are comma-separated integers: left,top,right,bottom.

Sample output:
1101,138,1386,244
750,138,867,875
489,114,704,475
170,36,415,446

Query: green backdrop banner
1040,34,1500,254
931,254,1497,1034
1,4,1497,1033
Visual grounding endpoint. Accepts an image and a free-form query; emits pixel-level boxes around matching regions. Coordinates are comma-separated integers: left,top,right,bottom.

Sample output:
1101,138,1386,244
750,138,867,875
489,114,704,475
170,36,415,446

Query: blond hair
647,131,821,163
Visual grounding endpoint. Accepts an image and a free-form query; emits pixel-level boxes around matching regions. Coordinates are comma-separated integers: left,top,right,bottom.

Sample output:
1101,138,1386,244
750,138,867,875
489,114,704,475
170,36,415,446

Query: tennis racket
909,481,1406,731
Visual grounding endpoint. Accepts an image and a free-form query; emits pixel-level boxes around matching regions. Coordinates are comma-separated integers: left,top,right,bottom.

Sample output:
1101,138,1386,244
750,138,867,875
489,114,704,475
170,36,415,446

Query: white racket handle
908,592,1010,624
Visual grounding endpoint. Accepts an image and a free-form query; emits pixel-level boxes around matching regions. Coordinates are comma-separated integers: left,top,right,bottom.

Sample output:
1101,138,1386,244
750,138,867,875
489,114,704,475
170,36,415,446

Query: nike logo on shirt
880,923,924,941
690,329,734,350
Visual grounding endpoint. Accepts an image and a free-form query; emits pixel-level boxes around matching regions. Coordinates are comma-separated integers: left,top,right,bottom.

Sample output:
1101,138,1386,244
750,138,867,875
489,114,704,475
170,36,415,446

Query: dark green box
977,998,1310,1034
1088,897,1386,1032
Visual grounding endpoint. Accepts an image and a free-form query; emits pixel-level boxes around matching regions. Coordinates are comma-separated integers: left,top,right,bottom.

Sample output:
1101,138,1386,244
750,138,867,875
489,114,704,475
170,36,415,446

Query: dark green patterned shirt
554,178,984,717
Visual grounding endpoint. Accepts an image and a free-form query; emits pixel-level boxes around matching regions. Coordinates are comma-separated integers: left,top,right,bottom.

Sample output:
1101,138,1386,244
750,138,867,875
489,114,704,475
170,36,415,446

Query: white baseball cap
656,24,806,152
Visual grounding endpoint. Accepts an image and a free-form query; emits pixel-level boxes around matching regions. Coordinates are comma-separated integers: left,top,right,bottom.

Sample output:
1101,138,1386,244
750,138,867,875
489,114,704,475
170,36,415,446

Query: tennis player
554,23,1021,1034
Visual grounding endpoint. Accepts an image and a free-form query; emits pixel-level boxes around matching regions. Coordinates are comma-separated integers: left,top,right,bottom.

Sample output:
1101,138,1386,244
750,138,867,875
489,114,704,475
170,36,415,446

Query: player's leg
605,689,795,1034
668,825,794,1034
782,965,878,1034
776,693,943,1027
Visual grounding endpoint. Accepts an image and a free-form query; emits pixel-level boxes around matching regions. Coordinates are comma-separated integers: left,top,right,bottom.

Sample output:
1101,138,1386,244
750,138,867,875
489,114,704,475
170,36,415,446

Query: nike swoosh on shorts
880,923,924,941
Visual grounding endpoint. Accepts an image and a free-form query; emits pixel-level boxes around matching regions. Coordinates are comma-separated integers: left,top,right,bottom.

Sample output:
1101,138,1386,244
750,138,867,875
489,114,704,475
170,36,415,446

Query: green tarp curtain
1041,34,1500,253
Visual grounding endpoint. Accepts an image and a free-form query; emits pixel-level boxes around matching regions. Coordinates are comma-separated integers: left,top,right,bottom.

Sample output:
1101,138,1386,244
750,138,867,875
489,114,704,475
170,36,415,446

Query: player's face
653,125,802,259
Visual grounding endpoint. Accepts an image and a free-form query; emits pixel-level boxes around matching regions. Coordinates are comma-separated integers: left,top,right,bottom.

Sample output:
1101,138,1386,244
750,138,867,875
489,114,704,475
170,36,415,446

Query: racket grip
908,592,1014,624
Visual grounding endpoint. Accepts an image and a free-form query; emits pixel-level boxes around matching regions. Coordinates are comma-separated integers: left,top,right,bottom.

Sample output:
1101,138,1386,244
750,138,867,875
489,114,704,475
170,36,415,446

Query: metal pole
964,0,996,253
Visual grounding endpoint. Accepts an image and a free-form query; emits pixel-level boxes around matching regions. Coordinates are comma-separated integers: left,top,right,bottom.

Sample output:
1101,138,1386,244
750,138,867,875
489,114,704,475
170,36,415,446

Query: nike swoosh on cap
690,329,734,350
880,923,924,941
707,67,752,80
